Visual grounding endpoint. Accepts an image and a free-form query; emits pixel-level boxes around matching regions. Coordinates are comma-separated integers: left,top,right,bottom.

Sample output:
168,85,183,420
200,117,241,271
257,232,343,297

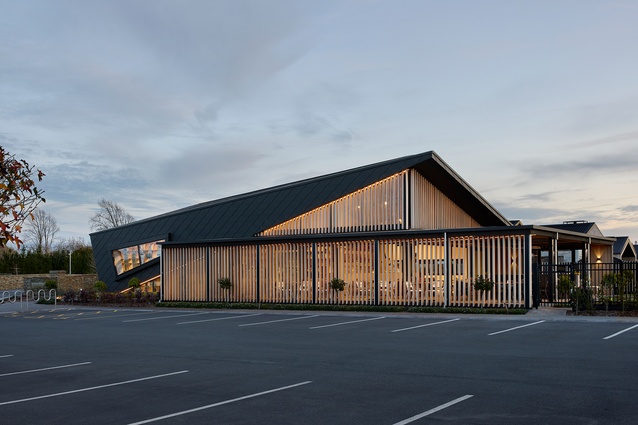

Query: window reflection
112,240,164,275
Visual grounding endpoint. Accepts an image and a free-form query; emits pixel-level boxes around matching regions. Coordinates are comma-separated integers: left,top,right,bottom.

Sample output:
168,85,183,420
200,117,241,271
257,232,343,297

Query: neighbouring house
612,236,638,262
90,151,615,308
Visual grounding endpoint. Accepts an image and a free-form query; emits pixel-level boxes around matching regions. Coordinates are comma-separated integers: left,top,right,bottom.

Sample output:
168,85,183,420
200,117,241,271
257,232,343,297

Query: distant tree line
0,246,95,275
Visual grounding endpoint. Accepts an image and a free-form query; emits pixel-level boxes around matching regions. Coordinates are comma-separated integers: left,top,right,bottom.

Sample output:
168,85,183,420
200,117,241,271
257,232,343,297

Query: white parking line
123,312,210,322
392,394,474,425
391,318,459,333
603,323,638,340
0,355,14,359
0,370,188,406
75,311,158,321
177,313,262,325
239,315,319,327
127,381,312,425
0,362,91,377
310,316,385,329
488,320,545,336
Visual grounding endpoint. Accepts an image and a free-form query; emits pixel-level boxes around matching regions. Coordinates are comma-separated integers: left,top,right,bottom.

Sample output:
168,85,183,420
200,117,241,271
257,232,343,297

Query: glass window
112,240,164,275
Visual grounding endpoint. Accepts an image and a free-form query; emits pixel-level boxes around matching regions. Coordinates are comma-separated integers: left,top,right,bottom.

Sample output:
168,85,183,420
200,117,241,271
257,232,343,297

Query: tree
57,236,91,251
0,146,46,248
89,198,135,231
24,208,59,253
473,275,494,309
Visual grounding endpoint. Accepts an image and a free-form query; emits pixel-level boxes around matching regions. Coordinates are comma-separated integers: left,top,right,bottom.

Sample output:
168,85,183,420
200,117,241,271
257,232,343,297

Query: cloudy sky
2,0,637,246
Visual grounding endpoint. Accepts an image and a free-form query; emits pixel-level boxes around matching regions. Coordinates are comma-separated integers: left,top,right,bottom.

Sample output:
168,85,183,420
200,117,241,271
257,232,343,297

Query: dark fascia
160,225,532,248
414,152,511,227
531,225,616,245
107,233,171,252
160,224,616,249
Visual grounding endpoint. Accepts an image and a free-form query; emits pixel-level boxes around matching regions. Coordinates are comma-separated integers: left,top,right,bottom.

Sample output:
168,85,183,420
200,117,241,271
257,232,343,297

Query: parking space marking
391,318,459,333
0,355,13,358
177,313,262,325
603,323,638,340
75,310,156,321
392,394,473,425
0,362,92,378
127,380,312,425
123,312,210,323
239,315,320,327
488,320,545,336
0,370,189,406
310,316,385,329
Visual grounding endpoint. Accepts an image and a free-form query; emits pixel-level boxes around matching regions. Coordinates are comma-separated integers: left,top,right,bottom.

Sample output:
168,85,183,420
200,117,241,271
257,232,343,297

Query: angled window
112,240,164,275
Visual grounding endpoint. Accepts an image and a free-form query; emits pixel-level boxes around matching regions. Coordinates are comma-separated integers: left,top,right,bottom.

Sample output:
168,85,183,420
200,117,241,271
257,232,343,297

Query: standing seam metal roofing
90,151,511,291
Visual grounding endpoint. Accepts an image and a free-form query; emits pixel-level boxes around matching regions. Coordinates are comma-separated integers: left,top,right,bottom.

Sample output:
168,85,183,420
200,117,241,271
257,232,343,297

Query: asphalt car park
1,304,637,424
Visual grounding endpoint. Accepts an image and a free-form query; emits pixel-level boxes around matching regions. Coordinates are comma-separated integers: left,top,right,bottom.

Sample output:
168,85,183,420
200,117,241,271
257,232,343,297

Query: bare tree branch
24,209,59,253
89,198,135,231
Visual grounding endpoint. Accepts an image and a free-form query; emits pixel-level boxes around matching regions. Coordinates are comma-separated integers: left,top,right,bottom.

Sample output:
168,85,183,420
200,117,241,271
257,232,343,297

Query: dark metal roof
543,222,604,236
90,150,511,291
612,236,637,259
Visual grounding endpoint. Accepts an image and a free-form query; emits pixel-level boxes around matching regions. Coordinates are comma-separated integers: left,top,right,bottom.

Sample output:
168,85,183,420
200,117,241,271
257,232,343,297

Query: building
90,151,615,308
612,236,638,262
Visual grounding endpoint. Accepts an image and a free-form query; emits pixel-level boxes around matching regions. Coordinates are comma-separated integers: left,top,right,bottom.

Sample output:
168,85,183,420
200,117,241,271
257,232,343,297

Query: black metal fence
534,261,638,308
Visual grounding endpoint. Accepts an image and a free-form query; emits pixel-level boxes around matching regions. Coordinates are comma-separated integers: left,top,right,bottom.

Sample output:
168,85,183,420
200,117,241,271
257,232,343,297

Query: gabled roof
543,221,604,237
612,236,637,259
90,150,511,290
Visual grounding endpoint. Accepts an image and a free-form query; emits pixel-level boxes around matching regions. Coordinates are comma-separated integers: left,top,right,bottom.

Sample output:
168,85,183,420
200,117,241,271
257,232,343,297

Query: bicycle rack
1,289,57,310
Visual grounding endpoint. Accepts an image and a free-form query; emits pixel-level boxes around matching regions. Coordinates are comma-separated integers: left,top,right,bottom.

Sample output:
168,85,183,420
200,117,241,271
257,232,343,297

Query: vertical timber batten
525,234,531,309
256,244,260,304
444,232,449,307
312,243,316,304
374,239,379,306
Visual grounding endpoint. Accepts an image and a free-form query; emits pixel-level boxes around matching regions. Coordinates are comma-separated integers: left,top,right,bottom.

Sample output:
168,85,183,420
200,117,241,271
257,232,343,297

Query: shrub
128,277,141,289
44,279,57,290
329,278,346,292
473,275,494,292
63,290,76,303
218,277,232,290
473,275,494,308
572,287,593,313
557,275,574,297
94,281,108,292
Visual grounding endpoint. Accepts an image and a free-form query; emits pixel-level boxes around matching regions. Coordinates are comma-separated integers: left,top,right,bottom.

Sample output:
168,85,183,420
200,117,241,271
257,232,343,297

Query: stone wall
0,271,98,293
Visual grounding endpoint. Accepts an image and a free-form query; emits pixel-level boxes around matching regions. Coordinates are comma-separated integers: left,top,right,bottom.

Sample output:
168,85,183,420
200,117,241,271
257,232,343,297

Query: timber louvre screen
378,238,446,306
258,171,408,236
260,243,313,304
162,234,526,307
447,235,525,308
163,246,207,301
209,246,257,303
315,240,375,305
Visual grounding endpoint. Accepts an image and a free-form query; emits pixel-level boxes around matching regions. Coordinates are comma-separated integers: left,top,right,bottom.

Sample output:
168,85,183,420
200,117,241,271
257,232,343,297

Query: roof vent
563,220,588,224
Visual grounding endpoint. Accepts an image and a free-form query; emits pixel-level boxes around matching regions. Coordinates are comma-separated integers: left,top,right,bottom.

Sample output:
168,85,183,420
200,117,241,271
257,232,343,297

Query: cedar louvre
258,169,481,237
161,234,526,307
258,171,408,236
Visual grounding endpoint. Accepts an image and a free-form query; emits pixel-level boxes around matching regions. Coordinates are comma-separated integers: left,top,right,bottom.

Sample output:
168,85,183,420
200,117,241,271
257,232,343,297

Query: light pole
68,250,73,275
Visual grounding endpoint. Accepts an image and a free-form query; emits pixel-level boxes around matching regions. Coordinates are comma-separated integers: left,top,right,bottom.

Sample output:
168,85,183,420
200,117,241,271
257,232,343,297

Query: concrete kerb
3,302,635,324
1,295,636,324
